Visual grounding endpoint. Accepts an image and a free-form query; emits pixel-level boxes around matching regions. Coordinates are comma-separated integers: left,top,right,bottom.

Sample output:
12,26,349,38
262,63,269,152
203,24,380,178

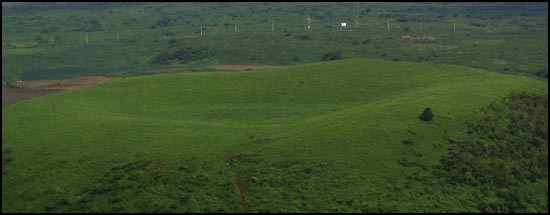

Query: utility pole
355,2,359,28
453,19,456,31
234,21,237,33
307,16,311,30
200,25,203,35
387,19,390,31
117,33,120,41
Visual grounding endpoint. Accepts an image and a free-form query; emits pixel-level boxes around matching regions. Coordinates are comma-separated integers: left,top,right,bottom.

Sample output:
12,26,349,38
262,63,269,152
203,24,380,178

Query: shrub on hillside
295,35,311,40
419,107,433,121
320,51,342,61
150,47,214,65
534,68,548,78
362,38,372,45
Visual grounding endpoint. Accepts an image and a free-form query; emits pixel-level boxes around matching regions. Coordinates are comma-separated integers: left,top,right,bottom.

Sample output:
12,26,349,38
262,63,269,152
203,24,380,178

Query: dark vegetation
435,92,548,213
151,47,214,65
419,107,434,121
2,138,13,176
3,2,548,81
39,158,239,212
402,140,413,145
320,51,342,61
295,35,312,41
534,68,548,78
33,152,344,212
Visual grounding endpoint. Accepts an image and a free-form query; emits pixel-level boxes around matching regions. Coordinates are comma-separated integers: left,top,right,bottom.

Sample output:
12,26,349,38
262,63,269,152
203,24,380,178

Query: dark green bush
534,68,548,78
150,47,214,65
419,107,433,121
320,51,342,61
295,35,311,40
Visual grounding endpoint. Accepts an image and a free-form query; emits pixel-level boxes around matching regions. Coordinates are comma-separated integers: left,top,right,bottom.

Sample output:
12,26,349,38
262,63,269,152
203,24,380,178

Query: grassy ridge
2,59,548,212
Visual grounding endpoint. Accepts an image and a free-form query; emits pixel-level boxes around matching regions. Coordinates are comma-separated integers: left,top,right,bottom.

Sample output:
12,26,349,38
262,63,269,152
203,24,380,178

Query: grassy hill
2,59,548,212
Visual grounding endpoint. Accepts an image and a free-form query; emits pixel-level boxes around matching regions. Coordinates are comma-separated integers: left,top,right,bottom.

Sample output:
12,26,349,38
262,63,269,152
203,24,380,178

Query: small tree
320,51,342,61
419,107,434,121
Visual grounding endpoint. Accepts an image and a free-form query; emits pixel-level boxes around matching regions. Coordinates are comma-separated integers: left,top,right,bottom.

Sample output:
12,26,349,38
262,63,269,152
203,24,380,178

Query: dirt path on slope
2,76,120,105
2,89,62,105
12,76,121,91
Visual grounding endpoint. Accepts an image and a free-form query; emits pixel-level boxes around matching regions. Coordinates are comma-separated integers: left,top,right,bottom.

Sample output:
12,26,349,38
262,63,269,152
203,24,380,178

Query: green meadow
2,59,547,212
2,2,548,213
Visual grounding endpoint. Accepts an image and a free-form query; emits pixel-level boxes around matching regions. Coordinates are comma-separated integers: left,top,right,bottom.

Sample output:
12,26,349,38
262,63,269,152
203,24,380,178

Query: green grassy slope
2,59,548,212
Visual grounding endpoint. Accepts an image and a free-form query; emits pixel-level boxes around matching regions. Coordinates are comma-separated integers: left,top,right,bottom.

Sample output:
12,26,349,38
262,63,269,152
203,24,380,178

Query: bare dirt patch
209,65,285,71
2,89,62,105
13,76,121,91
3,76,120,105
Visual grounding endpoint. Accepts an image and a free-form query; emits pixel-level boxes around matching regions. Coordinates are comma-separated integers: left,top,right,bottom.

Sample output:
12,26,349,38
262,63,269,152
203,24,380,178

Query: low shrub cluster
435,92,548,212
151,47,214,65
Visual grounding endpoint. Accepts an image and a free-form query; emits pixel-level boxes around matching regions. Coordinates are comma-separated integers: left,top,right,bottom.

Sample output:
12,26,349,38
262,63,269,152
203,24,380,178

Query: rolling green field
2,2,548,213
2,59,547,212
2,2,548,81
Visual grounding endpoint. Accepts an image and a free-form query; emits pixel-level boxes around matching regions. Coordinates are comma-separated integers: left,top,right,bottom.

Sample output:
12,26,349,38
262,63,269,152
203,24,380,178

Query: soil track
2,89,62,105
2,76,119,105
14,76,121,90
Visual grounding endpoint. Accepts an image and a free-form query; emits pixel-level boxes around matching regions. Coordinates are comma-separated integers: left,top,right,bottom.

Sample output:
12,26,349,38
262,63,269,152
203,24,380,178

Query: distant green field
2,2,548,81
3,59,547,212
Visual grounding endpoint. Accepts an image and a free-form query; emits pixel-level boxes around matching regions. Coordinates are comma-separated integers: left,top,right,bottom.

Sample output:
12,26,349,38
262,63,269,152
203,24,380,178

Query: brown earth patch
2,89,62,105
13,76,121,91
3,76,120,105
